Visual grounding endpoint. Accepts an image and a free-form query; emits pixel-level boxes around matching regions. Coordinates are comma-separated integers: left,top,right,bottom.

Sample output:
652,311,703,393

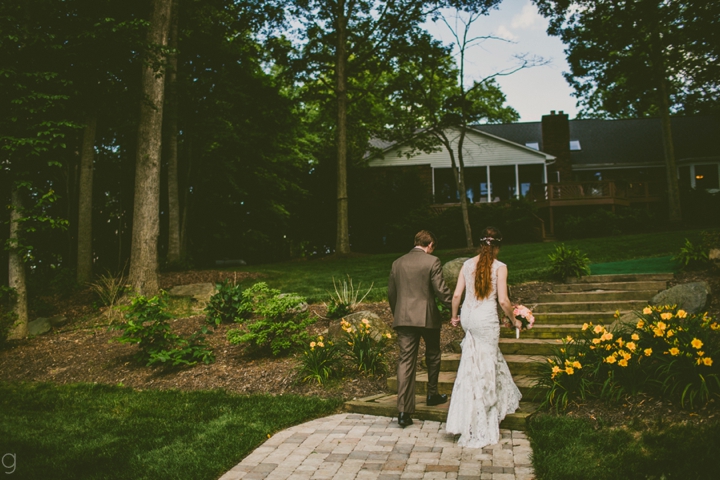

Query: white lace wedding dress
445,258,522,448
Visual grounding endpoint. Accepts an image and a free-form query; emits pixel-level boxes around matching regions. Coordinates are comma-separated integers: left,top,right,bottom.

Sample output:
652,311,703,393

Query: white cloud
511,3,542,30
494,25,518,41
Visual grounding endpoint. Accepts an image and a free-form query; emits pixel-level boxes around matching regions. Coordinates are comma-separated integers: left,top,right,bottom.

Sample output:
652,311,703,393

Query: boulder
610,312,641,331
167,283,216,302
327,311,393,343
27,318,52,336
278,293,308,314
442,257,470,292
650,282,711,314
48,315,69,328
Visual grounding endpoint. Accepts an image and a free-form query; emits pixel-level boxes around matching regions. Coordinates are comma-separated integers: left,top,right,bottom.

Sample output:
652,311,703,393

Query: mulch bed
2,268,718,427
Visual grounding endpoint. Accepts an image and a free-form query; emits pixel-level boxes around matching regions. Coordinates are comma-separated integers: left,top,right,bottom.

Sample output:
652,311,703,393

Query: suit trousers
395,326,442,414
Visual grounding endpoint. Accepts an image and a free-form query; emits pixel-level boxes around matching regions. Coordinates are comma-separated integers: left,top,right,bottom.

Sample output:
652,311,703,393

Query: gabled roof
474,115,720,169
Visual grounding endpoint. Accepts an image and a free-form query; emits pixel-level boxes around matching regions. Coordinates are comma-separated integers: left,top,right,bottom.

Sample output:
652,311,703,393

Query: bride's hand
450,316,460,327
513,318,523,330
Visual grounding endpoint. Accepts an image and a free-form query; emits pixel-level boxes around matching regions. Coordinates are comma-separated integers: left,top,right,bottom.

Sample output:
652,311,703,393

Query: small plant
548,244,591,281
204,280,244,326
674,238,709,270
339,318,392,376
89,270,128,309
323,275,373,319
111,293,214,367
227,282,315,356
0,286,18,347
297,335,341,385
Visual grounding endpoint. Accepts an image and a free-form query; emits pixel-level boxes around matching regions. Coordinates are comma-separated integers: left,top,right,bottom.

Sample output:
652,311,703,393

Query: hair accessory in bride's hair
480,237,500,246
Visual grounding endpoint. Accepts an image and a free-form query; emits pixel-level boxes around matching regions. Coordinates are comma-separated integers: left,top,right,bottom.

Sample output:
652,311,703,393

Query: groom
388,230,452,427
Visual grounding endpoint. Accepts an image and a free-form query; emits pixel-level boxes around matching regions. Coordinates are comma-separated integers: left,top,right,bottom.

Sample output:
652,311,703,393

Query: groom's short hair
414,230,437,247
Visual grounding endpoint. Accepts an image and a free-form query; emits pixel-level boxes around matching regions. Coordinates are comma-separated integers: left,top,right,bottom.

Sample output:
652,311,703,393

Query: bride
445,226,523,448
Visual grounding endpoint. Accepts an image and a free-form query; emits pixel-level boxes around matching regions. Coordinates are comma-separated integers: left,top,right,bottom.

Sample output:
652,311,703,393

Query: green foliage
111,294,214,367
548,244,591,281
339,318,392,376
537,306,720,410
227,282,315,356
204,280,244,326
0,382,343,480
528,414,720,480
297,335,342,385
674,238,710,270
324,275,373,319
89,270,128,309
556,207,660,240
0,287,18,347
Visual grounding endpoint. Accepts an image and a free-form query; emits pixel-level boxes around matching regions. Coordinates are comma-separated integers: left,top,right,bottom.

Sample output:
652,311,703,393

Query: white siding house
367,127,555,204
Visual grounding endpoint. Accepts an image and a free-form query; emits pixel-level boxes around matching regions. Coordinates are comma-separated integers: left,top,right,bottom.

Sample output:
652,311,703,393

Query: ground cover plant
0,382,342,480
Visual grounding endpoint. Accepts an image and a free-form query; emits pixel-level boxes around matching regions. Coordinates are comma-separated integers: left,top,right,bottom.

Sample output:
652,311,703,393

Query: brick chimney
542,110,572,182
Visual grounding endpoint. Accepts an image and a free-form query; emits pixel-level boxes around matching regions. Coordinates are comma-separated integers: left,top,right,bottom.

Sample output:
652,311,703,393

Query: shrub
204,280,244,326
324,275,373,319
339,318,392,376
89,270,128,310
555,207,661,240
674,238,710,270
297,335,342,385
548,244,591,281
111,293,214,367
227,282,315,356
538,306,720,410
0,286,18,347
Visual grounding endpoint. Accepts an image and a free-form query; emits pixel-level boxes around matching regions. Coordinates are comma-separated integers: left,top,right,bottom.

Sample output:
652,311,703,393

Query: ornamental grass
538,305,720,410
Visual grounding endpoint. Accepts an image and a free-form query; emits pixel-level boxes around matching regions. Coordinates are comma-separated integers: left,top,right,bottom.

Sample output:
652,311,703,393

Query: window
525,142,539,150
695,164,720,190
569,140,581,151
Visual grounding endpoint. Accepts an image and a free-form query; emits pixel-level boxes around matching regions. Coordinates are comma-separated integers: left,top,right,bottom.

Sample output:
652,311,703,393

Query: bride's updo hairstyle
474,226,502,299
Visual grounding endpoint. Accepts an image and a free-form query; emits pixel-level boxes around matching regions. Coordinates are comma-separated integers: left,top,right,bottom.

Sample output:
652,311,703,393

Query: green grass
589,255,677,275
528,414,720,480
0,382,343,480
228,229,713,302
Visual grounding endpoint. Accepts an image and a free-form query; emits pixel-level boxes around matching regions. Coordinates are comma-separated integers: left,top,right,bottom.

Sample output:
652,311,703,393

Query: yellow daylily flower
691,338,703,349
572,361,582,369
582,323,589,331
626,342,637,352
594,325,604,334
605,355,617,364
644,348,653,356
698,351,705,356
631,333,640,341
668,347,680,356
565,367,575,375
676,310,687,319
666,330,675,338
552,366,561,374
703,357,713,366
618,358,628,367
317,342,324,348
592,338,601,345
660,313,673,320
310,342,316,348
637,320,645,329
643,307,652,315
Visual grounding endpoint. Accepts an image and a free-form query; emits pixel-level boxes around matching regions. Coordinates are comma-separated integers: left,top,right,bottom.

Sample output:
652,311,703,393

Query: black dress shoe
426,393,448,406
397,412,414,427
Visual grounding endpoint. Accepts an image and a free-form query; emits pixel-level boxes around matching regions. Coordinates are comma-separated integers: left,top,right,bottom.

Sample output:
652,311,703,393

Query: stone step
499,338,559,356
343,394,539,431
573,273,673,284
533,312,616,324
538,290,658,303
534,300,647,313
387,370,546,399
553,281,668,293
500,324,584,339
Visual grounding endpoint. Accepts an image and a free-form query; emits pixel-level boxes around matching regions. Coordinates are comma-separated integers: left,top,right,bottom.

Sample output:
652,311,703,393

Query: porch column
487,165,492,202
515,164,520,199
690,165,696,189
431,167,435,201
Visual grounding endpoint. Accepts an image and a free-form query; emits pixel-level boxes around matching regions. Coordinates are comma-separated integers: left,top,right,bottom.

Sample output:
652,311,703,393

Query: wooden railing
526,181,660,205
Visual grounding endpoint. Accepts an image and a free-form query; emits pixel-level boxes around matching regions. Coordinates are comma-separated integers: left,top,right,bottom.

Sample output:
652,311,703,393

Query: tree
533,0,720,223
129,0,173,295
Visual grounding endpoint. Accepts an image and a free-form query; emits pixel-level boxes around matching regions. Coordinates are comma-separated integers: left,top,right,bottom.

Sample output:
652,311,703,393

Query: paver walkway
219,413,535,480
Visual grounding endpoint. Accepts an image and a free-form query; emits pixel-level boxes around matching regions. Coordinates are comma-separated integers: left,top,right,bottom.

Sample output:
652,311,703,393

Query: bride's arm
497,265,520,329
450,266,466,327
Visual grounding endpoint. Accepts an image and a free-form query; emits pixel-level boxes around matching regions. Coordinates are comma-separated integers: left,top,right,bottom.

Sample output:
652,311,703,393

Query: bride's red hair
474,227,502,300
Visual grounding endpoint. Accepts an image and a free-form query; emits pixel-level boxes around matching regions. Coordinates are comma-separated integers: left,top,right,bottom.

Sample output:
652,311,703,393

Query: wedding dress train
445,258,522,448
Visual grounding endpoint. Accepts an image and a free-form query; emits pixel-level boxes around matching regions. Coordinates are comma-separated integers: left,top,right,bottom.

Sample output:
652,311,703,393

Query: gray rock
650,282,711,314
167,283,216,302
610,312,641,331
278,293,308,313
327,311,393,343
48,315,68,327
442,257,470,292
27,318,52,336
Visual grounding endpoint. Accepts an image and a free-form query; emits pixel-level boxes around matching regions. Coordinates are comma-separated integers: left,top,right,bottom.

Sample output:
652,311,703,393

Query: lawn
228,229,712,302
0,382,342,480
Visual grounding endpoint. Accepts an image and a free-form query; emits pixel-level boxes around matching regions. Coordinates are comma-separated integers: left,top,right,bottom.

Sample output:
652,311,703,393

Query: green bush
111,293,214,367
297,335,342,385
556,207,661,240
537,306,720,410
204,280,244,326
0,286,18,347
227,282,315,356
339,318,392,376
674,238,710,270
548,244,591,281
324,275,372,319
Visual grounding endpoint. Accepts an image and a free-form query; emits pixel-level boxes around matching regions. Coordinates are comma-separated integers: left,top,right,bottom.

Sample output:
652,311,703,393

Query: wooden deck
526,181,661,208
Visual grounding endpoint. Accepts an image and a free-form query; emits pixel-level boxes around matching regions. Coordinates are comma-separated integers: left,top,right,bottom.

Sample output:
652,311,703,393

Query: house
365,111,720,236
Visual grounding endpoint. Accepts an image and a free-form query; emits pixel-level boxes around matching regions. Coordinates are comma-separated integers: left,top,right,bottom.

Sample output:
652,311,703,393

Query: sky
423,0,579,123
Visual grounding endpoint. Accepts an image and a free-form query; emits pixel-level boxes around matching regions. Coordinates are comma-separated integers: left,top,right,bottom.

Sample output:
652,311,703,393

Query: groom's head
414,230,437,251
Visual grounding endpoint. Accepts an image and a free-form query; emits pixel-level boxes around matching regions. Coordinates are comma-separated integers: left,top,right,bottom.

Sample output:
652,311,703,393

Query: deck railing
526,181,660,204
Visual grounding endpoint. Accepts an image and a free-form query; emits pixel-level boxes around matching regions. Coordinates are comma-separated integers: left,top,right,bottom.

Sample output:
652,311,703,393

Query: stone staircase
344,273,673,431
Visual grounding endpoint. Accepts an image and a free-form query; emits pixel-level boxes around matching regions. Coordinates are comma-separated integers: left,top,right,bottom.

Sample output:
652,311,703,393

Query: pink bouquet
513,305,535,339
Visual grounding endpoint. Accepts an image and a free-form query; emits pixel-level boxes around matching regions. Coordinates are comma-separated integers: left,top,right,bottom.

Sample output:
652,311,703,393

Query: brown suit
389,247,452,414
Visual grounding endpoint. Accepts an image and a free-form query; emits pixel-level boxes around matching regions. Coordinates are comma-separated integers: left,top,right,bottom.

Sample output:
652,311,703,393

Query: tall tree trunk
129,0,173,295
165,0,181,265
658,77,682,223
77,116,97,284
456,128,474,248
335,0,351,254
8,186,28,339
179,137,193,258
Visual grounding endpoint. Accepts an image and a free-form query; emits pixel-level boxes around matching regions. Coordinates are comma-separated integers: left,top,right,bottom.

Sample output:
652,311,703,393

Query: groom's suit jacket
388,247,452,329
